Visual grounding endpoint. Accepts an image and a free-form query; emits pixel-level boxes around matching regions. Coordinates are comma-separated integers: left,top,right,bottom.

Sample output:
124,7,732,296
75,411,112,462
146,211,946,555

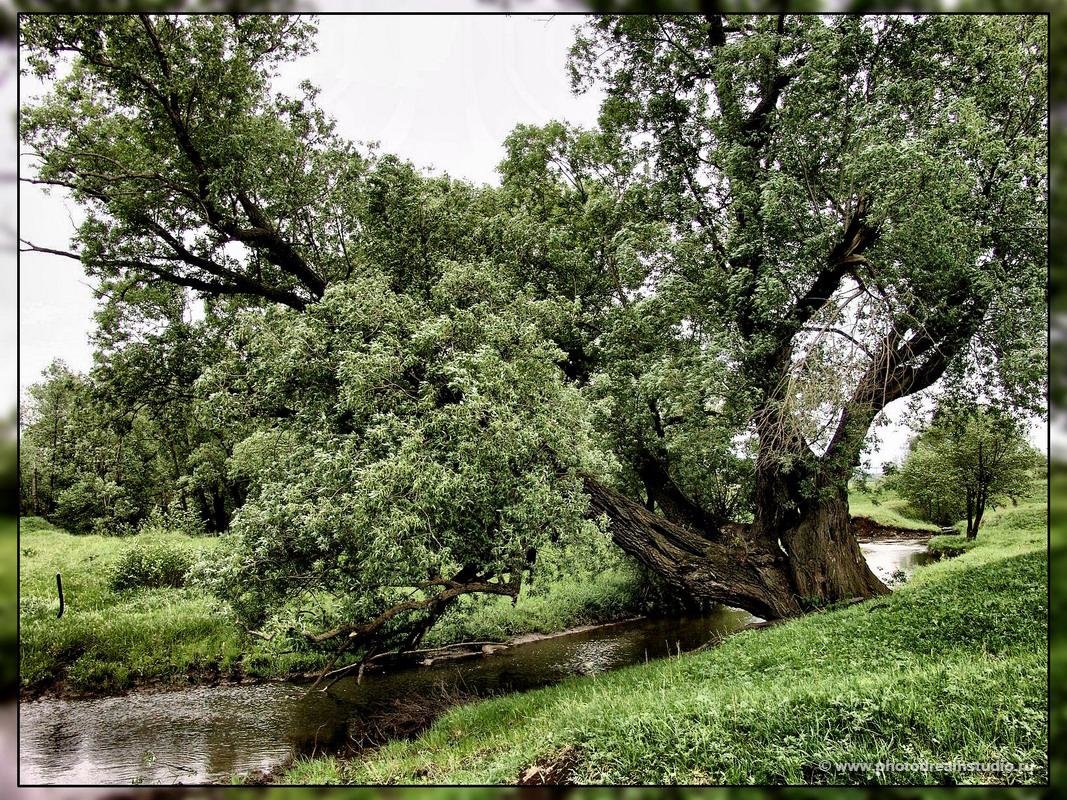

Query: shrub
138,505,207,538
55,478,142,535
108,539,193,591
19,516,55,533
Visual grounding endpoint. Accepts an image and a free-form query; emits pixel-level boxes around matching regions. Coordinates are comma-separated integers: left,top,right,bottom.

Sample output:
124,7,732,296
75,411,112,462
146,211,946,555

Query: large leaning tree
563,14,1046,616
21,14,1046,649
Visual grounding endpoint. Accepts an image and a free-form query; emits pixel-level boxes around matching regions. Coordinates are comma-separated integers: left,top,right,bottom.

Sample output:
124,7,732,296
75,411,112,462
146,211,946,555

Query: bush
54,478,142,535
108,539,193,591
927,534,979,557
19,516,55,533
138,504,207,538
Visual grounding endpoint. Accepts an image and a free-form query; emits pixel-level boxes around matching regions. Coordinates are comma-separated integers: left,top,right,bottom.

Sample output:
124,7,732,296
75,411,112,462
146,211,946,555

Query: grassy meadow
18,517,649,697
18,520,246,695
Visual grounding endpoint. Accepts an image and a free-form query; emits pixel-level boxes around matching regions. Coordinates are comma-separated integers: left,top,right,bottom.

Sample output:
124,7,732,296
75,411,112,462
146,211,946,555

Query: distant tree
18,295,243,534
19,361,82,519
891,442,967,528
895,406,1041,537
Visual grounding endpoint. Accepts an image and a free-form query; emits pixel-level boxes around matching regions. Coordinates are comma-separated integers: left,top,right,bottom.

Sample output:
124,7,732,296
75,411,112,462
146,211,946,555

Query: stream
18,540,933,785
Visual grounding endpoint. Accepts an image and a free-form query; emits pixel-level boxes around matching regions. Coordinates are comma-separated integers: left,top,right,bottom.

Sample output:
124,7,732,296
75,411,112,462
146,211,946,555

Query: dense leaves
19,14,1048,644
202,265,609,637
892,405,1041,536
19,291,242,534
569,15,1046,477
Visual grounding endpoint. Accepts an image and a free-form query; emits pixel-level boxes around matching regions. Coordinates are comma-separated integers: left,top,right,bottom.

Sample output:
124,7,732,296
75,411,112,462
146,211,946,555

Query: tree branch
20,239,308,310
307,573,519,646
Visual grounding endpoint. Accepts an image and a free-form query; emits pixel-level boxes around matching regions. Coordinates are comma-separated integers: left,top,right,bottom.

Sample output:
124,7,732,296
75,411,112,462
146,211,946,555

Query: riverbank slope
286,486,1048,785
18,518,652,698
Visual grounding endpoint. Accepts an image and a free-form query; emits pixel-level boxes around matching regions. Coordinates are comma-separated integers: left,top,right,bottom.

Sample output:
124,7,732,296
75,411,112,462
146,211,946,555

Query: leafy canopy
893,405,1041,532
19,13,1048,646
202,263,608,634
569,14,1046,484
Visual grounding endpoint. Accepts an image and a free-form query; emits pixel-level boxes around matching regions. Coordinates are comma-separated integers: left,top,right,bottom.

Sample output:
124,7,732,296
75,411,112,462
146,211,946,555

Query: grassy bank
424,554,648,649
848,491,940,533
283,489,1047,785
18,518,649,697
19,522,246,695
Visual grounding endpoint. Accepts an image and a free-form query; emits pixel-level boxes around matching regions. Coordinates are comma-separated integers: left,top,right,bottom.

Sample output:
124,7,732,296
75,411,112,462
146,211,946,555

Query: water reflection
861,540,935,583
19,540,930,785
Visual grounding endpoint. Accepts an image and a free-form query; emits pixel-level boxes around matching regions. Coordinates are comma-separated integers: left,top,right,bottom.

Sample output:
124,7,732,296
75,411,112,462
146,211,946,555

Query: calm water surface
19,540,928,785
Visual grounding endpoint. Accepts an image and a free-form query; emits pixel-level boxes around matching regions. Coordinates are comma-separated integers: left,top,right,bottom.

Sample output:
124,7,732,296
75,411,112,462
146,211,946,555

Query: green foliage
891,445,969,527
316,490,1048,785
19,516,56,534
202,266,611,646
107,537,194,591
20,16,323,303
426,569,646,648
19,12,1049,662
567,14,1046,501
20,321,243,535
892,405,1041,532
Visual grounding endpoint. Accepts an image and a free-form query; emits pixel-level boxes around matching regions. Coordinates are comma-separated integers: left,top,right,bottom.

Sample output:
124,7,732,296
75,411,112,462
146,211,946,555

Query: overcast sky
17,14,600,393
12,14,1051,465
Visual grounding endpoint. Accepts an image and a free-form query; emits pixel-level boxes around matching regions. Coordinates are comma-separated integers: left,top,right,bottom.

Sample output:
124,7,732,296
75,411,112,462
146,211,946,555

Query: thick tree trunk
775,486,888,607
584,475,887,621
584,478,801,619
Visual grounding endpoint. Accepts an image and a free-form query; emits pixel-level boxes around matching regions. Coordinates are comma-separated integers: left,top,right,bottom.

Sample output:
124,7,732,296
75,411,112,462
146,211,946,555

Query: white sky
1,44,14,432
17,14,600,394
11,13,1051,466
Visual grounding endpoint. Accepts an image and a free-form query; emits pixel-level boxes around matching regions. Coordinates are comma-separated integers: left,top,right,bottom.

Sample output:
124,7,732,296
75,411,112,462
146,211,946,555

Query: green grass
848,490,940,532
19,515,56,533
18,522,648,696
285,489,1048,785
282,756,348,785
425,567,646,647
19,526,249,695
927,495,1048,560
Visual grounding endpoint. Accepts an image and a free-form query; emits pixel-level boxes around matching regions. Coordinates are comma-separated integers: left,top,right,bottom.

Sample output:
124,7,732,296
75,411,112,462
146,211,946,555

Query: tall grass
19,527,246,694
291,485,1048,785
19,524,650,696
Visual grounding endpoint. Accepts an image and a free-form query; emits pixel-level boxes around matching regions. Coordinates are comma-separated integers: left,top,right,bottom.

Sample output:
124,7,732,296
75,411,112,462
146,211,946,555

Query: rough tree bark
585,470,887,621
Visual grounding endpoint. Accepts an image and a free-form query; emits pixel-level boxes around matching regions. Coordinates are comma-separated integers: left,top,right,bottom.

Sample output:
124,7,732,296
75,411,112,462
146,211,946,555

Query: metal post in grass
56,572,64,618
